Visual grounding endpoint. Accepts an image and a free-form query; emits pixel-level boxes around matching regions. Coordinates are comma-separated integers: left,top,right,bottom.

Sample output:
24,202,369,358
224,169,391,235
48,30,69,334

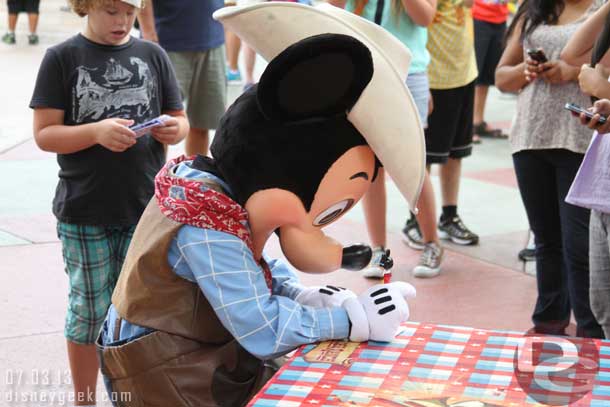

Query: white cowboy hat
213,2,425,212
121,0,142,8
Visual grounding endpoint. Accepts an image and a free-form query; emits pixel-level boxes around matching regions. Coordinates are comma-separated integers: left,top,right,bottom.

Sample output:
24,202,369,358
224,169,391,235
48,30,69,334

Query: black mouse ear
256,33,373,122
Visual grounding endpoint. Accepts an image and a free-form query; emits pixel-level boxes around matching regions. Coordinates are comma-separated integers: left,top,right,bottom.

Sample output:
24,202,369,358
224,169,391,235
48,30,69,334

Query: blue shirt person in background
138,0,227,157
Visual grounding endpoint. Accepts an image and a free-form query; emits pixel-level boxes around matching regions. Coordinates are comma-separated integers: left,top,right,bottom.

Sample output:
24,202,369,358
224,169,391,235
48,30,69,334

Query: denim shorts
406,71,430,128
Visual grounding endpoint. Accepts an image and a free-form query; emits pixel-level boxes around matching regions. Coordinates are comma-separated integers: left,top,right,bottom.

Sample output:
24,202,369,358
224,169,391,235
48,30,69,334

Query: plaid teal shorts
57,222,135,344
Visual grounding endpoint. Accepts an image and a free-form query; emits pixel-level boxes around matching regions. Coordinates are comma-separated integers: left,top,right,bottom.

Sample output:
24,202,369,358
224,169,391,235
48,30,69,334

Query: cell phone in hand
526,48,548,64
130,114,171,137
564,102,607,124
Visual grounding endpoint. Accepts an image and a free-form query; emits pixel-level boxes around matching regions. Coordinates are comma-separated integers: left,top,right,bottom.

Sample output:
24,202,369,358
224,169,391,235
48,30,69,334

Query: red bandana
155,155,273,290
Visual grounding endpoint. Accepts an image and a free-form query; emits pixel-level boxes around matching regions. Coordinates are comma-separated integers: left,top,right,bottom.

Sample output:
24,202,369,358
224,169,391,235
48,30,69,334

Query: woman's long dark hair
505,0,566,42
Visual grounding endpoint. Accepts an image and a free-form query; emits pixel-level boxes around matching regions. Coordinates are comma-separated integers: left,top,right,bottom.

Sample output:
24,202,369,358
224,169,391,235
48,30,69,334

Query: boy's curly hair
68,0,145,17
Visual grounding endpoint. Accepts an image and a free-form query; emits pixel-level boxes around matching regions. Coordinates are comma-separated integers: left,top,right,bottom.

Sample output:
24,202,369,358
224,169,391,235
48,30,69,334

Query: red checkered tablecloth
249,322,610,406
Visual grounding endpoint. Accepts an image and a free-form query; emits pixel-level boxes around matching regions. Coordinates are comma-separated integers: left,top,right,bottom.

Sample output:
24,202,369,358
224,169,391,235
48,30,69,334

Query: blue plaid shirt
103,163,350,360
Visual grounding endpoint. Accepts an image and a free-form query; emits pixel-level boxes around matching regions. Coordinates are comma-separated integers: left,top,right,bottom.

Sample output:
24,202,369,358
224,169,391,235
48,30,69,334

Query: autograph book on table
249,322,610,406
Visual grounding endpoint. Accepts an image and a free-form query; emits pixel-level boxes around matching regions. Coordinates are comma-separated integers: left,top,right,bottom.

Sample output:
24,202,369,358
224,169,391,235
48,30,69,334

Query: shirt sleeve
29,49,67,111
155,45,184,112
265,257,306,300
168,226,351,360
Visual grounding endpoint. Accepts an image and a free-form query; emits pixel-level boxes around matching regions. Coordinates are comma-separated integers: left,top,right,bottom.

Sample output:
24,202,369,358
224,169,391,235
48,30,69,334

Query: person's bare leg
27,12,38,34
243,44,257,85
415,169,439,243
437,156,479,244
225,29,241,72
8,14,17,31
473,85,489,126
362,168,386,248
67,341,98,406
439,158,461,207
185,127,209,156
411,165,444,278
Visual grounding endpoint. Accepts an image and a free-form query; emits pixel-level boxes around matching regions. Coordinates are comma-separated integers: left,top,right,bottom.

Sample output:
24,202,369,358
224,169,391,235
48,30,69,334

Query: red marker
381,249,393,283
383,270,392,284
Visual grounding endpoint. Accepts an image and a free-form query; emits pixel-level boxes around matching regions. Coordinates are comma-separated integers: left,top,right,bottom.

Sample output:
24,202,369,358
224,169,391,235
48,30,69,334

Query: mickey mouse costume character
97,3,426,406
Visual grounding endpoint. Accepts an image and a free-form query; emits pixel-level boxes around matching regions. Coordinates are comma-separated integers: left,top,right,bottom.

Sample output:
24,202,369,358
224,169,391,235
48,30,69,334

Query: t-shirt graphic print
73,57,156,123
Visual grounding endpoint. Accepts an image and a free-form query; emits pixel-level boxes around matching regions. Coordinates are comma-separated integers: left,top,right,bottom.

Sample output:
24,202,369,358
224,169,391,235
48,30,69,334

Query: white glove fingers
391,281,417,300
368,287,397,315
319,285,346,295
342,297,370,342
359,283,413,342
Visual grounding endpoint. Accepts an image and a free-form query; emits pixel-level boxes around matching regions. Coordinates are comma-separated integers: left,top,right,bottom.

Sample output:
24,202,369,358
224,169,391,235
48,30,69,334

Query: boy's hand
579,64,609,96
150,116,182,145
95,118,137,152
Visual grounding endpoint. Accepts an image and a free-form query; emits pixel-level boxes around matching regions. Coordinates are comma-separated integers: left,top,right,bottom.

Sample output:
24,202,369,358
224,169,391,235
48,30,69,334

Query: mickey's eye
313,199,354,226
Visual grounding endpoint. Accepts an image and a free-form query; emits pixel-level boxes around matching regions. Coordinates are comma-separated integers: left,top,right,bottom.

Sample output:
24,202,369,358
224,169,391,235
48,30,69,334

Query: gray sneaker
438,215,479,245
362,246,387,278
401,218,424,250
28,34,39,45
2,32,16,45
412,242,443,278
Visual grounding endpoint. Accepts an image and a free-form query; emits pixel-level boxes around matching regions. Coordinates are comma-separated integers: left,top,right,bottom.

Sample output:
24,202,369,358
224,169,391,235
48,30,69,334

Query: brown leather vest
112,199,232,343
106,199,268,406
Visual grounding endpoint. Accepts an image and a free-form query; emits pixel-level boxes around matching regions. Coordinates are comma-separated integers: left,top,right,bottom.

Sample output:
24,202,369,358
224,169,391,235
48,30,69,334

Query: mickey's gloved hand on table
342,282,416,342
295,285,357,308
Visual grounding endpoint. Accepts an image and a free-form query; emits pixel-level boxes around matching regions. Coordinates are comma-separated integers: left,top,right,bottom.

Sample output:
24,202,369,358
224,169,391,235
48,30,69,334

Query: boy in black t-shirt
29,0,188,404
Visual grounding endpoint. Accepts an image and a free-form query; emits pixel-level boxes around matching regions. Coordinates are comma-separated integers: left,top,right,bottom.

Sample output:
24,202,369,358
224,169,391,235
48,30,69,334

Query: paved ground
0,2,538,405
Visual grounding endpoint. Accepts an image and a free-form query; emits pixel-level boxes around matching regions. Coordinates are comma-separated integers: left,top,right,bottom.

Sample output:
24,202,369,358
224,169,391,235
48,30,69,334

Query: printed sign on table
249,322,609,406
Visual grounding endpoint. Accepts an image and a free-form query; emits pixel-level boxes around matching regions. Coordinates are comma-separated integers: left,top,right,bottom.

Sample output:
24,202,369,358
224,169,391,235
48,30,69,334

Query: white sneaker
361,246,386,278
412,242,443,278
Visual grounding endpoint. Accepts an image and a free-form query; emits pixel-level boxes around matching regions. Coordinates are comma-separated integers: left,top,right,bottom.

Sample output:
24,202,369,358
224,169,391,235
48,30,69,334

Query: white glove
342,296,369,342
345,282,416,343
295,285,357,308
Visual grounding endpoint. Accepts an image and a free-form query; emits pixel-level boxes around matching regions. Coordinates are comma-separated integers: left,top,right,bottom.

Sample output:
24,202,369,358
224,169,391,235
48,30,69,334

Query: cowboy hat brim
121,0,142,8
213,2,425,212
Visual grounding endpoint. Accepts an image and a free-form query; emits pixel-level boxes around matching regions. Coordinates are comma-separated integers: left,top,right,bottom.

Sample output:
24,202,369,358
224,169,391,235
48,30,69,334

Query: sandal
473,121,508,139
